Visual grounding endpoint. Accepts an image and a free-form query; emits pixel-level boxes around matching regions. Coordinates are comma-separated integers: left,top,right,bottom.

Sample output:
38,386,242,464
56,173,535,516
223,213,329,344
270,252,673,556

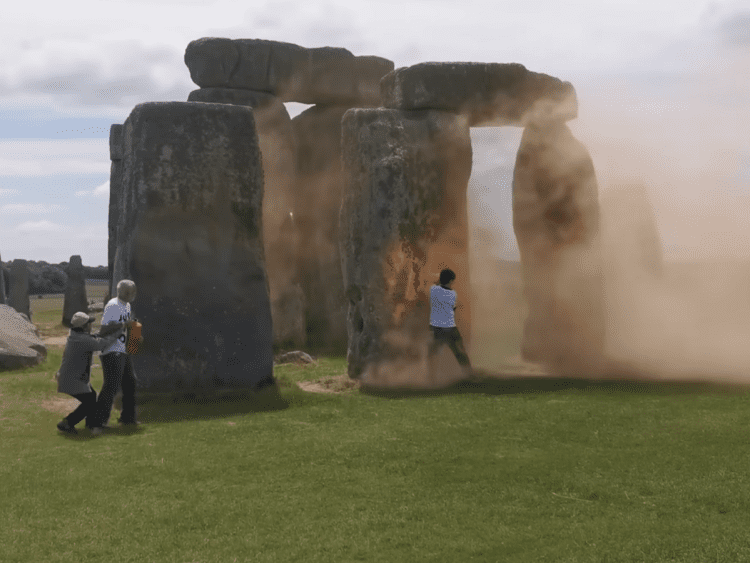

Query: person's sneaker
90,427,105,437
57,419,78,435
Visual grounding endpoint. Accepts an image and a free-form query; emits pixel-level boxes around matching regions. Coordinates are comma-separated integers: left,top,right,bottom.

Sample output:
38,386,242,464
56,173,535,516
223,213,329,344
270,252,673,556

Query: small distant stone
275,351,316,365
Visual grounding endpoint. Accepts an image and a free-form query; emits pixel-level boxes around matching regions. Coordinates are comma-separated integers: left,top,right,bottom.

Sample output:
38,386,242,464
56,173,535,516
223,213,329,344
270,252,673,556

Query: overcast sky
0,0,748,265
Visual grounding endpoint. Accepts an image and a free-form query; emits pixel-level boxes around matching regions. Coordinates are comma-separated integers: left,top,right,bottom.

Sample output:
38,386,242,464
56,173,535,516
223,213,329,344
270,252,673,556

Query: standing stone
0,252,6,305
291,105,352,351
108,123,124,299
189,88,305,348
341,108,473,383
115,101,273,395
62,255,88,327
8,259,30,320
600,184,663,278
512,121,605,375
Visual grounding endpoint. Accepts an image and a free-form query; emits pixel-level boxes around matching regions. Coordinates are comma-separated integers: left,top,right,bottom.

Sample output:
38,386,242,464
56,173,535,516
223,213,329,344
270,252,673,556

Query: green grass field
3,298,750,562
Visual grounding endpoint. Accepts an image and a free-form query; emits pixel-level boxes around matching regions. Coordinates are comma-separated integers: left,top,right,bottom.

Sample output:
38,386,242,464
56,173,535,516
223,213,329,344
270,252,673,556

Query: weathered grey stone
381,62,577,126
291,105,351,350
183,37,240,88
0,304,46,370
185,38,393,105
512,122,605,375
115,101,273,394
186,38,306,94
62,255,88,327
189,88,306,348
109,123,123,160
304,51,393,106
8,259,30,319
108,124,124,297
0,252,6,305
340,108,472,382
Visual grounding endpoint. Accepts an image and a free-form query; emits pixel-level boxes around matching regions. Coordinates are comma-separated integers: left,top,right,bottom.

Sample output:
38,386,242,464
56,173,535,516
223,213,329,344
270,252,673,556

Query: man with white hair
90,279,141,434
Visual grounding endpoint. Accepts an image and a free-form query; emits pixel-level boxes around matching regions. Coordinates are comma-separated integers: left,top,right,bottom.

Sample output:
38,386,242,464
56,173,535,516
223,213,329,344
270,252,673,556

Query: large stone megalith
187,88,304,348
291,105,351,350
184,38,394,352
341,62,584,384
62,255,88,327
341,108,473,382
8,259,30,320
108,124,124,300
512,121,605,374
114,101,273,395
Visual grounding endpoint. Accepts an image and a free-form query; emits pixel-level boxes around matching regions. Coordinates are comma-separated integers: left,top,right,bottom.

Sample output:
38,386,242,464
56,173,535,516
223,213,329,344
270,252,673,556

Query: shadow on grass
133,384,289,424
56,424,145,440
360,370,750,399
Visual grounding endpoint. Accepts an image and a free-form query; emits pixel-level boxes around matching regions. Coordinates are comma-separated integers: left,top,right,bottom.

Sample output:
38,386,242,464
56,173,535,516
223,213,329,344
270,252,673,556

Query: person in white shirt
429,268,471,371
90,279,141,434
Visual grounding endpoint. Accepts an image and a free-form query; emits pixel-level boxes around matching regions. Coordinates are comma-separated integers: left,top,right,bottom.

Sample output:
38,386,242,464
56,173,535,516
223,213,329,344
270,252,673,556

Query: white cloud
0,139,109,177
0,188,19,197
0,0,734,115
16,219,64,232
1,221,108,265
0,203,66,214
76,181,110,199
73,222,108,242
0,39,194,110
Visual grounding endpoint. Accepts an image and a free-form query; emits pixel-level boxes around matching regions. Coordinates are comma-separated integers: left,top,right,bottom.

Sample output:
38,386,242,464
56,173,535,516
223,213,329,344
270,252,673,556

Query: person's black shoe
117,418,140,426
57,419,78,435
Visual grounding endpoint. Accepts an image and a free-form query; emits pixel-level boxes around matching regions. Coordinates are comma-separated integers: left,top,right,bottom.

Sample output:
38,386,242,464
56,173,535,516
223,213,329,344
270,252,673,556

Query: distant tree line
1,261,108,295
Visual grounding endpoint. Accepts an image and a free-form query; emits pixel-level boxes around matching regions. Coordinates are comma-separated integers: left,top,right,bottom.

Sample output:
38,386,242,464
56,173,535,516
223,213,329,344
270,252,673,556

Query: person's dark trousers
65,390,97,428
430,326,472,367
94,352,137,427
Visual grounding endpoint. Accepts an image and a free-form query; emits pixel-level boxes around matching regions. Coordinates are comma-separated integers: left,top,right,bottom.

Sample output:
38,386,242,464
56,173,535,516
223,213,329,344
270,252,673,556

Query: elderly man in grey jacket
56,312,124,435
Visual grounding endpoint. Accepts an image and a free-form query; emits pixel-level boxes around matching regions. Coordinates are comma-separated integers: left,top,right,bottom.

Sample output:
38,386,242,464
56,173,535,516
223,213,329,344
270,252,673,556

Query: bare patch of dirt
491,355,551,376
41,396,79,415
297,374,360,394
44,336,68,348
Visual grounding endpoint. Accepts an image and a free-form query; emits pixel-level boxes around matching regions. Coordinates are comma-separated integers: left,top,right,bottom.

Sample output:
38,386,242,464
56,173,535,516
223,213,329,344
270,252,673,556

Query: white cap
70,312,95,328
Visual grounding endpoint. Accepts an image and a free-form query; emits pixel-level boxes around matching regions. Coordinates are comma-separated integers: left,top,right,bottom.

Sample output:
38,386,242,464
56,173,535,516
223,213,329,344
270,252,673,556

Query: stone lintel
380,62,577,126
185,37,393,106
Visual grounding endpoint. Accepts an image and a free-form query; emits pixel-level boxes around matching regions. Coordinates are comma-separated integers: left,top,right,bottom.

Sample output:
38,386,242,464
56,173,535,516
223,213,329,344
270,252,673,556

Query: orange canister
126,321,142,355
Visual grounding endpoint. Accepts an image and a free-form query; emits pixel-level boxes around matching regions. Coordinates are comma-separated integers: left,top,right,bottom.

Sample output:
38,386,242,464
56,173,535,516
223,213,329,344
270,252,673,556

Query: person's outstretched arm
97,321,124,337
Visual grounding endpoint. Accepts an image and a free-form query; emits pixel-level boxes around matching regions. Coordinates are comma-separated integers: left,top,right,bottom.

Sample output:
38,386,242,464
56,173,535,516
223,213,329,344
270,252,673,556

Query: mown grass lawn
2,302,750,562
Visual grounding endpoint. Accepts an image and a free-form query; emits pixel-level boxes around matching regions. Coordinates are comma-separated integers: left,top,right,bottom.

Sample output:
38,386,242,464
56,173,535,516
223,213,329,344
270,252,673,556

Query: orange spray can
126,320,142,355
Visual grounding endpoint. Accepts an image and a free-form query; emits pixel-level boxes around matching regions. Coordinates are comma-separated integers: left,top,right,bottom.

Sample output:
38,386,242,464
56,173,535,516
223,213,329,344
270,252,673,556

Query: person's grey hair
116,279,137,301
117,279,135,293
